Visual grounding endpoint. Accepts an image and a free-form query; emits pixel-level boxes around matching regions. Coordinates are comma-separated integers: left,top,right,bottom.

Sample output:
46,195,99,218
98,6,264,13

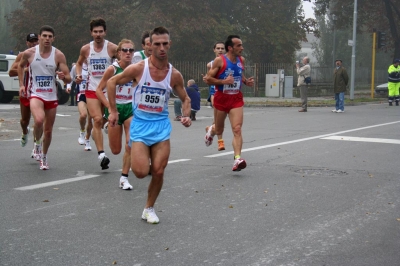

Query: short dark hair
90,18,106,31
225,35,240,51
213,41,224,49
150,26,170,42
39,25,55,36
141,31,150,45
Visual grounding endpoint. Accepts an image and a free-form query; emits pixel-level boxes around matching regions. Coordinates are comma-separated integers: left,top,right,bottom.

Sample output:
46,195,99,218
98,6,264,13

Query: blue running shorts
129,118,172,147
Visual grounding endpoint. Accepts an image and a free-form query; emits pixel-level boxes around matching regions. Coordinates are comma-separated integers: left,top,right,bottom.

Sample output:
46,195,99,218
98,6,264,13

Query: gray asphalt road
0,103,399,266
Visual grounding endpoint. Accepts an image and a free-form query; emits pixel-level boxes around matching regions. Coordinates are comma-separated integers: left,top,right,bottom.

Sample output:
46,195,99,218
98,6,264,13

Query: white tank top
112,61,133,104
133,58,172,121
87,40,112,92
29,46,57,101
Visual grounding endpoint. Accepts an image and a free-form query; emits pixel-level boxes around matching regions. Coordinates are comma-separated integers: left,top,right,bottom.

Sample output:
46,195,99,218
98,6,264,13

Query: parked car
375,83,388,95
0,54,69,104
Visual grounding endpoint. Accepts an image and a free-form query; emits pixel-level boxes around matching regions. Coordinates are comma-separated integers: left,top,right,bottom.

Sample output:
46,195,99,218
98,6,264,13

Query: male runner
75,18,117,170
9,33,39,149
205,35,254,171
106,27,192,224
204,41,226,151
66,61,92,151
96,39,135,190
17,25,71,170
132,30,151,63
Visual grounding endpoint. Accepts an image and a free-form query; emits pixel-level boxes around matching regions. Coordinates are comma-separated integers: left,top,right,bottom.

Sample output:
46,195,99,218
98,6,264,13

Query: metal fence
170,61,388,97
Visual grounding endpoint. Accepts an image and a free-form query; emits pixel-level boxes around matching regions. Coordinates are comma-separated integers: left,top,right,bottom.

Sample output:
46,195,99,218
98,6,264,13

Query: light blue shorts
129,118,172,147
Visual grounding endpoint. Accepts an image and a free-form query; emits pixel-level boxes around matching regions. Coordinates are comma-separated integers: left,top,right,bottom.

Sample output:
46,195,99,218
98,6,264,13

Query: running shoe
33,143,42,161
142,207,159,224
78,131,85,145
204,125,214,146
98,153,110,170
218,139,225,151
119,176,133,190
336,109,344,113
84,139,92,151
232,158,247,171
104,122,109,134
31,143,35,158
331,109,338,113
20,127,30,147
40,156,49,170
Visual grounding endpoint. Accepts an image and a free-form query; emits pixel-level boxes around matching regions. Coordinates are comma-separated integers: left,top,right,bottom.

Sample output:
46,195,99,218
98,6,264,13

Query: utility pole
371,29,376,98
350,0,358,100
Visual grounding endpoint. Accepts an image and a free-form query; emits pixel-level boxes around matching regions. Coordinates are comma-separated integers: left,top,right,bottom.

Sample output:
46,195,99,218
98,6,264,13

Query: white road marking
14,174,100,191
168,159,191,164
15,159,191,191
205,121,400,158
56,114,71,117
321,136,400,144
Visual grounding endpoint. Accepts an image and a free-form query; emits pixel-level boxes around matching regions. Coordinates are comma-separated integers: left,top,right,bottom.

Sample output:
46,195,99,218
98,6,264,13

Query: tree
6,0,318,64
313,0,400,58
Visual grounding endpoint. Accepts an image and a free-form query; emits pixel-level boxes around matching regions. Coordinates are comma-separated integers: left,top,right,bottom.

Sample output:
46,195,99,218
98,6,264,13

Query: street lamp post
350,0,358,100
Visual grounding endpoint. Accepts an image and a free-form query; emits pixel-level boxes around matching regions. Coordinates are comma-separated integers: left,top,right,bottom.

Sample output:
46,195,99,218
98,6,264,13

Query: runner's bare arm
95,65,115,109
240,57,254,87
9,53,23,77
172,69,191,127
106,66,137,113
75,45,89,84
56,51,71,84
107,42,118,60
205,57,234,86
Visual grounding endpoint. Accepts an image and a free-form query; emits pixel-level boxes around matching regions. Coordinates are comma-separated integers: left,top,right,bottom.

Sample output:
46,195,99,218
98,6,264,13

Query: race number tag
35,76,53,93
223,76,241,94
90,59,108,77
116,81,133,101
137,86,166,113
80,80,87,92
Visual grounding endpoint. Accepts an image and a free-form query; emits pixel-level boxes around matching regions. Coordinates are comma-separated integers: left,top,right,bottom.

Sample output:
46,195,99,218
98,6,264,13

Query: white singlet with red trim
29,46,57,101
87,40,112,92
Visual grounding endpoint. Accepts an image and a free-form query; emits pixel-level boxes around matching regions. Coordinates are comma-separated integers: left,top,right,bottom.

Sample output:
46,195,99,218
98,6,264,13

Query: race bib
116,81,133,101
223,76,241,94
137,86,166,113
35,76,53,93
80,80,87,92
90,59,108,77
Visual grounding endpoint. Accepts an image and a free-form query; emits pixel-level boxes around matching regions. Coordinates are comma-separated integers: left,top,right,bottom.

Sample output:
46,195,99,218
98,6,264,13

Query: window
0,60,8,72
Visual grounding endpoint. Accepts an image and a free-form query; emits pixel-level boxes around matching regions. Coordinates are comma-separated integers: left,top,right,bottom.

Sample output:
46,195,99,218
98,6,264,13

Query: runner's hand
181,116,192,127
108,112,119,127
224,73,234,85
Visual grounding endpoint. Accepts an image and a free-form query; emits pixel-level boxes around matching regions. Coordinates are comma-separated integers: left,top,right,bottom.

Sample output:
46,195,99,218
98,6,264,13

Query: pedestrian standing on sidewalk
296,56,311,112
332,59,349,113
387,58,400,106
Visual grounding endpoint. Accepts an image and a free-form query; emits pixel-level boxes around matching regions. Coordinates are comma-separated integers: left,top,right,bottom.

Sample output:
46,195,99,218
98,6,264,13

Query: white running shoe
84,139,92,151
98,153,110,170
40,156,49,170
142,207,159,224
204,125,214,147
21,127,30,147
33,143,42,161
31,143,35,158
78,131,85,145
232,158,247,171
336,109,344,113
104,122,109,134
331,109,338,113
119,176,133,190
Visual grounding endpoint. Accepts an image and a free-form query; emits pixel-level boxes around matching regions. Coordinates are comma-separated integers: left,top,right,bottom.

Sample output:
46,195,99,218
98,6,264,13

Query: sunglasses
121,48,134,53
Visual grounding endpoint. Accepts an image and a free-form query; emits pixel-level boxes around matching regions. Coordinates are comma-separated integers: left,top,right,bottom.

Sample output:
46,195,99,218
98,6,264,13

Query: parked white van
0,54,69,104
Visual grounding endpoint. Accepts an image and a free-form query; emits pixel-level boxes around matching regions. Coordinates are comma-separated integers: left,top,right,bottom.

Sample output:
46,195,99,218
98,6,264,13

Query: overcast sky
303,1,315,19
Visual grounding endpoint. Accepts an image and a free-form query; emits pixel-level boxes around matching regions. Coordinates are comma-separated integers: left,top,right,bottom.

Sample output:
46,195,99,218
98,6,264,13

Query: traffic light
377,31,386,48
